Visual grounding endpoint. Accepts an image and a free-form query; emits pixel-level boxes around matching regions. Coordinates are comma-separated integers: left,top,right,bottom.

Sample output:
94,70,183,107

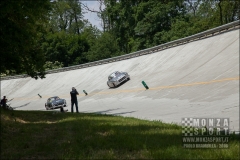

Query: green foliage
102,0,238,54
48,0,84,34
86,32,123,62
104,0,186,52
160,0,239,43
137,2,184,33
41,0,97,67
1,109,239,159
42,31,89,67
82,25,102,48
43,61,63,70
0,0,51,79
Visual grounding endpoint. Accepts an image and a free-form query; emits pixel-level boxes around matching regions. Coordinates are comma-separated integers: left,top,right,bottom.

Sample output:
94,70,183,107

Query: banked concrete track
1,28,239,131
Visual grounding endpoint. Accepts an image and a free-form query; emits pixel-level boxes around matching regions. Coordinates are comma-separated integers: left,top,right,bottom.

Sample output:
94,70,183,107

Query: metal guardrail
1,20,239,81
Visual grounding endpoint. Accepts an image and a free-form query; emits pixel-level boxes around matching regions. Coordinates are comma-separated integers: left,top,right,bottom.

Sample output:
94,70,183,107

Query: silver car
45,96,67,110
107,71,130,88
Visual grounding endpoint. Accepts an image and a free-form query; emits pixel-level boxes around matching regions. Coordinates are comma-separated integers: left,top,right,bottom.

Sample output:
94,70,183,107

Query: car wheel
113,83,116,87
107,82,111,88
128,77,130,80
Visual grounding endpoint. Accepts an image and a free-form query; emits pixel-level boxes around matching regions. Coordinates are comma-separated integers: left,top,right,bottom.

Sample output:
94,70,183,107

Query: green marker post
83,90,88,96
38,94,42,98
142,81,149,90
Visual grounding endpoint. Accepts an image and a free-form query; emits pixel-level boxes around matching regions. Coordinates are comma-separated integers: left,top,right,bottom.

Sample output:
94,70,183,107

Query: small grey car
107,71,130,88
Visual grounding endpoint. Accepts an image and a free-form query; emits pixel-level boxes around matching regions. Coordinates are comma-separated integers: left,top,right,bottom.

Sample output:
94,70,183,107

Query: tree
0,0,51,79
42,31,89,67
217,0,239,24
80,0,108,32
85,32,122,62
184,0,201,17
133,0,186,49
44,61,63,70
49,0,85,34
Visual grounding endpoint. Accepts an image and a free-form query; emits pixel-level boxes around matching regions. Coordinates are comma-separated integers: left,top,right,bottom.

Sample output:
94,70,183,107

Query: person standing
70,87,79,113
0,96,7,110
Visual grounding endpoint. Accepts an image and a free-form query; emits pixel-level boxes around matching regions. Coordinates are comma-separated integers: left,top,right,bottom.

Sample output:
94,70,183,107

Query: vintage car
107,71,130,88
45,96,67,110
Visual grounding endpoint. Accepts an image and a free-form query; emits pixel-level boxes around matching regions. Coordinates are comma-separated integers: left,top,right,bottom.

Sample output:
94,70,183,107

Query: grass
1,108,239,159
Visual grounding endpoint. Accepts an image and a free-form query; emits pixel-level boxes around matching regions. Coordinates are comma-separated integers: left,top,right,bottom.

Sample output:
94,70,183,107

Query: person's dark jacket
1,98,7,106
70,90,79,101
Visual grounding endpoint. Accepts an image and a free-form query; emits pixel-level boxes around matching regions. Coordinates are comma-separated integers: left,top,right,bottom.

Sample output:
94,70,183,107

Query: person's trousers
71,100,79,113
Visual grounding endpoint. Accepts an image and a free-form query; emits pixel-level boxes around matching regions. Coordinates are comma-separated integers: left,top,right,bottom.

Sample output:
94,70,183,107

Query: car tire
113,83,116,87
107,82,111,88
45,103,48,110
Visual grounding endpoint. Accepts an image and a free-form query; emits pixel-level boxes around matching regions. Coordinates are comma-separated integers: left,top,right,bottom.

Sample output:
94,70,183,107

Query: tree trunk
74,13,80,35
218,0,223,25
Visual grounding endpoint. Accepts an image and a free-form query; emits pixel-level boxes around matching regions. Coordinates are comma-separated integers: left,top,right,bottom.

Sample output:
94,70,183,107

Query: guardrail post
142,81,149,90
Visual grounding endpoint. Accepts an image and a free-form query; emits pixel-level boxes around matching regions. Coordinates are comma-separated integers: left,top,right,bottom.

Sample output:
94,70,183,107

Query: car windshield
109,72,120,80
49,97,59,102
115,71,120,75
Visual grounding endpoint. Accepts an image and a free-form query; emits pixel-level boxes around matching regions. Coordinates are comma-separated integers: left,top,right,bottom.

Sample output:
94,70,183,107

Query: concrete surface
1,29,239,131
